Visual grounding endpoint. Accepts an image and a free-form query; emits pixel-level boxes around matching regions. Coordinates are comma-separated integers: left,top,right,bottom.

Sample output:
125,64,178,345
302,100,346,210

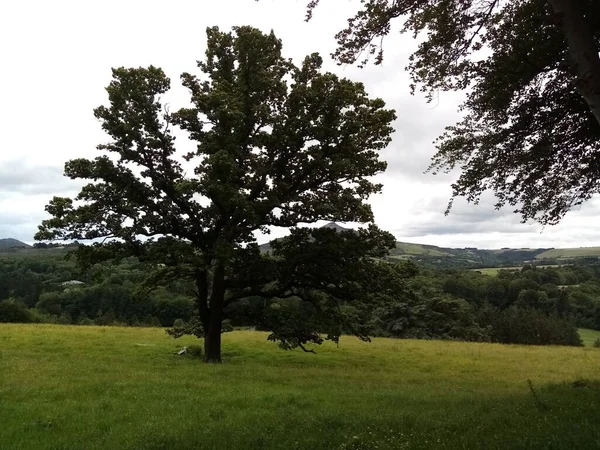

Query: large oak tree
306,0,600,224
36,26,398,362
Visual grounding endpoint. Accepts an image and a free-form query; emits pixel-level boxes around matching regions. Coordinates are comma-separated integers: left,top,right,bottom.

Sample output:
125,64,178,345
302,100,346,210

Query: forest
1,244,597,348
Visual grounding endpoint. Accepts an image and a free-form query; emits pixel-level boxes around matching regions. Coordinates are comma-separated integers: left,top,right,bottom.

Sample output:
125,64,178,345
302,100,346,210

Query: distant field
580,328,600,347
472,267,521,276
472,264,562,276
1,325,600,450
393,242,451,257
536,247,600,259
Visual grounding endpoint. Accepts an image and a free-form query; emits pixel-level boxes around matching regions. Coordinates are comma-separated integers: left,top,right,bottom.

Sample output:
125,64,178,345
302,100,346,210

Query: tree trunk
204,320,222,363
204,263,225,363
547,0,600,127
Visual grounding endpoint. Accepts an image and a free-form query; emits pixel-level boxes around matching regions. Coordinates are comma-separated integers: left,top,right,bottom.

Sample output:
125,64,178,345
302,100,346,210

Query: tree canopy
306,0,600,224
36,26,398,362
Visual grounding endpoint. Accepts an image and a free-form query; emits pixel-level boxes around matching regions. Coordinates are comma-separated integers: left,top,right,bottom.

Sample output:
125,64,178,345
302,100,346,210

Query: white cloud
1,0,599,248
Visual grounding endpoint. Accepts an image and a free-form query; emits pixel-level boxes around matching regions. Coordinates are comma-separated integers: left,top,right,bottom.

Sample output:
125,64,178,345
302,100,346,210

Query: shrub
0,299,32,323
593,338,600,348
166,317,233,339
166,316,203,339
222,319,234,333
141,315,163,327
57,313,73,325
187,345,203,358
78,314,95,326
29,309,59,324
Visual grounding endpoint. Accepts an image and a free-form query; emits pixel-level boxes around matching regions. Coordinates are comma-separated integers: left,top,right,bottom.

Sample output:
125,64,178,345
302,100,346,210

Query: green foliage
0,299,32,323
478,305,583,346
594,338,600,348
3,245,600,347
78,314,95,326
166,317,204,339
35,25,397,362
221,319,234,333
186,345,204,358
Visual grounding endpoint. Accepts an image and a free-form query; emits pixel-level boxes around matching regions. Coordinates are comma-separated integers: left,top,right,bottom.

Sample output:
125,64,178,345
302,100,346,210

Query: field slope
535,247,600,259
1,325,599,450
580,328,600,347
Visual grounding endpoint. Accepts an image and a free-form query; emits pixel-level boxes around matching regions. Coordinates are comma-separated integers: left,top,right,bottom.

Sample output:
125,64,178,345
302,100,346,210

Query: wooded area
2,245,598,348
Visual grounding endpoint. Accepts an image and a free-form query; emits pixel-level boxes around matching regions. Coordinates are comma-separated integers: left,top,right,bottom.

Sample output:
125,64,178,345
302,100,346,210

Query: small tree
36,26,396,362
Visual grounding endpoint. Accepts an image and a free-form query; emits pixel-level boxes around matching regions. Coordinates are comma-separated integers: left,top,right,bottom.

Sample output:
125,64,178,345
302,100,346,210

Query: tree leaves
308,0,600,224
36,26,399,355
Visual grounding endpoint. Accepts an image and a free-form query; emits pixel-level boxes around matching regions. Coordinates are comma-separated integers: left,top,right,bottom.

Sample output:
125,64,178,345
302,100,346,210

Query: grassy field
536,247,600,259
392,242,451,257
580,328,600,347
471,267,521,276
1,325,600,450
472,264,562,276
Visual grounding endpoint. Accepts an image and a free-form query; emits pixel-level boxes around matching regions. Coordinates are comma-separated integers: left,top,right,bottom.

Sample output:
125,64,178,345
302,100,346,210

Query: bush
166,316,204,339
0,299,33,323
479,305,582,346
593,338,600,348
29,309,59,324
222,319,234,333
141,315,163,327
166,317,233,339
78,314,95,326
57,313,73,325
187,345,203,358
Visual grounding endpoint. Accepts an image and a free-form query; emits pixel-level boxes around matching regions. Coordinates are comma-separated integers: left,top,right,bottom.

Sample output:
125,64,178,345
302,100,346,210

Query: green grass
1,325,600,450
536,247,600,259
393,242,451,257
471,267,520,276
579,328,600,347
472,265,561,276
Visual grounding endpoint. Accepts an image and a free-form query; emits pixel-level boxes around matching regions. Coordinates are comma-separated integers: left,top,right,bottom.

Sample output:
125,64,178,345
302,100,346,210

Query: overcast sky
1,0,597,249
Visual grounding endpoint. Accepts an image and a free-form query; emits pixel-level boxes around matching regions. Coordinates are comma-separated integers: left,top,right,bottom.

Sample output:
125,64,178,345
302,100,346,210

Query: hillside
257,223,600,268
535,247,600,259
0,238,31,250
387,243,558,268
9,223,600,268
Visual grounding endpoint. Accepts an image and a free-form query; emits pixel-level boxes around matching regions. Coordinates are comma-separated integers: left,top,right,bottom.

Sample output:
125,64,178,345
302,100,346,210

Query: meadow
580,328,600,347
536,247,600,259
1,325,600,450
472,265,562,276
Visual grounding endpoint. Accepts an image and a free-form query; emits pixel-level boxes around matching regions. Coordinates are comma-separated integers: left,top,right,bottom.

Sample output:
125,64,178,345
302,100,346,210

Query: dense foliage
3,247,597,347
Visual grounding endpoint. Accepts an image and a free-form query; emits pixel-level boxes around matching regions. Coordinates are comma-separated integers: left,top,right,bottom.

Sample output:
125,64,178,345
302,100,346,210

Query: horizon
4,229,600,253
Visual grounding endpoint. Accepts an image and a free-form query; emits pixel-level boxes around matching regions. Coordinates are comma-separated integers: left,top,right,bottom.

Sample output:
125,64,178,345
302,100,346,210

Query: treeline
441,264,600,330
1,249,597,347
0,251,195,327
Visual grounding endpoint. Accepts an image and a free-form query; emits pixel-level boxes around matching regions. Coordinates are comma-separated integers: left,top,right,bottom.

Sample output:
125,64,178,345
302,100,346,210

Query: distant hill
319,222,353,233
534,247,600,259
0,238,31,250
387,242,556,268
258,222,353,252
258,223,600,268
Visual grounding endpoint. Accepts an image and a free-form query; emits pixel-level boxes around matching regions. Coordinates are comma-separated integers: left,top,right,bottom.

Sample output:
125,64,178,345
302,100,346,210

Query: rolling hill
7,223,600,269
258,223,600,268
0,238,31,250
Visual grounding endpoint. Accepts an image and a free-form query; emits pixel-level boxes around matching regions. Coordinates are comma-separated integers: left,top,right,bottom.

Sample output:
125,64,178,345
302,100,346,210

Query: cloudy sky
1,0,598,249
